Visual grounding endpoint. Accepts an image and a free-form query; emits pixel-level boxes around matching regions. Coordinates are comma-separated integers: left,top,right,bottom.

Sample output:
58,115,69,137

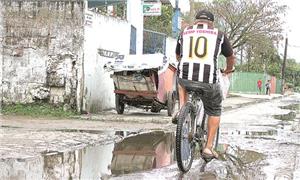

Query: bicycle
175,69,233,173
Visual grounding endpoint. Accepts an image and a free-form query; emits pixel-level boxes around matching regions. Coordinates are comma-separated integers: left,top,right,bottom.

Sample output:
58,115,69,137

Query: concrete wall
166,37,177,64
0,0,84,111
83,10,131,112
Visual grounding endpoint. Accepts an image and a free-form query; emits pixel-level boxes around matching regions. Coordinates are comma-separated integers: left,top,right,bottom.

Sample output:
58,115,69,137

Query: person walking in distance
257,79,262,94
173,10,235,161
265,80,271,95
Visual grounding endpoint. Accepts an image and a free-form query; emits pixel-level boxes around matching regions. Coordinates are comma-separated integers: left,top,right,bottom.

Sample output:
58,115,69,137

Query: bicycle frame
176,71,231,172
191,92,205,135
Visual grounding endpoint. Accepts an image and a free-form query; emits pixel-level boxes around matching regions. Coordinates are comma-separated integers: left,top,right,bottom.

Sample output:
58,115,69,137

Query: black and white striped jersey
176,23,233,84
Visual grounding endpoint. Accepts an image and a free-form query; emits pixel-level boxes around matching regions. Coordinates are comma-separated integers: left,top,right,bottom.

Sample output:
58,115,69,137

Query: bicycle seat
187,89,204,98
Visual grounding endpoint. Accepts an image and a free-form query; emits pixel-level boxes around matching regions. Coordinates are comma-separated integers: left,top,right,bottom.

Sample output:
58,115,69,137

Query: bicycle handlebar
220,67,235,74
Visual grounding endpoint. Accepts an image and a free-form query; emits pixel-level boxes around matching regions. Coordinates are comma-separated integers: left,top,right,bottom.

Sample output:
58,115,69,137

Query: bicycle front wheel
176,102,195,173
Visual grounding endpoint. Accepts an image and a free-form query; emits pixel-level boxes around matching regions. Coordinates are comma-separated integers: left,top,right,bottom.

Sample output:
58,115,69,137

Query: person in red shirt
257,79,262,94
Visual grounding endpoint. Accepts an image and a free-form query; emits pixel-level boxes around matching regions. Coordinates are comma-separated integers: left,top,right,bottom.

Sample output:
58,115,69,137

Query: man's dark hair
195,10,214,22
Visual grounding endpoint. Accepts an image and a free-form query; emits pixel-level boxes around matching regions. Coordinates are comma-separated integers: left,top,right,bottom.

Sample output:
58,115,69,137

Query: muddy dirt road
1,94,299,179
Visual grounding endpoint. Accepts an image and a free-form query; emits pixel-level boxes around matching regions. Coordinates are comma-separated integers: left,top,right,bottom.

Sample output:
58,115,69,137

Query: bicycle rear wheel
175,102,195,173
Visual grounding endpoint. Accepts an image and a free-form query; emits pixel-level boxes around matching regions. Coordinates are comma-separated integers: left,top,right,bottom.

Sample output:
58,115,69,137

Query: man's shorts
178,78,222,116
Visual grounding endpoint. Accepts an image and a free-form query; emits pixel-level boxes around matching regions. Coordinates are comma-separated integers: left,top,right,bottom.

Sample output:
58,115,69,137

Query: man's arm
175,33,183,62
176,54,181,61
221,33,235,74
224,54,235,74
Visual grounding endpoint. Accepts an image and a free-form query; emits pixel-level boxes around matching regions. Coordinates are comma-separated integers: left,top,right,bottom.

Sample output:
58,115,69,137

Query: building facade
0,0,145,113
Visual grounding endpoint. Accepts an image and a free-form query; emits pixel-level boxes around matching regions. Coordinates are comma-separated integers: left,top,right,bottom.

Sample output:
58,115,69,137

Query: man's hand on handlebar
220,67,235,75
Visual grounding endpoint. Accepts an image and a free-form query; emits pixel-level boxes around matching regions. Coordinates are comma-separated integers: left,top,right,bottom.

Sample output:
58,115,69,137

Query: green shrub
1,103,78,118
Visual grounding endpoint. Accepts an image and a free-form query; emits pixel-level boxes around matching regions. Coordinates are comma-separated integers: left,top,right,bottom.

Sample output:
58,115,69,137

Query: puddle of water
224,146,265,165
54,129,106,134
249,124,278,127
111,131,175,176
214,146,266,179
179,145,266,180
0,125,21,129
225,129,277,139
52,129,138,135
279,103,300,112
245,136,276,140
274,103,300,122
273,111,296,121
39,130,267,179
40,131,175,179
246,129,277,136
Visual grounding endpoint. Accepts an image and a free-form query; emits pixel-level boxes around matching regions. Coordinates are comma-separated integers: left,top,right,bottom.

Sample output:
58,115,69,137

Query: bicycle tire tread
175,102,195,173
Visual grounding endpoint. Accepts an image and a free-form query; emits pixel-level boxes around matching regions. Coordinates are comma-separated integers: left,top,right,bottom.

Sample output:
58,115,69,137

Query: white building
0,0,180,113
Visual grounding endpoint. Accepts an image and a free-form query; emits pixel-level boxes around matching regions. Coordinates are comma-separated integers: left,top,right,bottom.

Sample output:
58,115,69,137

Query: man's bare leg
172,84,188,122
178,84,188,108
203,115,220,157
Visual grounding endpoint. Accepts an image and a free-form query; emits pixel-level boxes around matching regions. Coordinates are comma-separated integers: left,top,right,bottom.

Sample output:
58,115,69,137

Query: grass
1,103,78,118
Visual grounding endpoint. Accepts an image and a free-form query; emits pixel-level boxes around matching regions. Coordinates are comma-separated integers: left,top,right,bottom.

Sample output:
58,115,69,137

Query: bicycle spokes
181,115,193,162
176,102,196,173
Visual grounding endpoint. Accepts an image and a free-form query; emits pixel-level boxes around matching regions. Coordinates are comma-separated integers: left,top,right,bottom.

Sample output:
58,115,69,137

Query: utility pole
172,0,180,38
240,46,243,65
281,37,288,95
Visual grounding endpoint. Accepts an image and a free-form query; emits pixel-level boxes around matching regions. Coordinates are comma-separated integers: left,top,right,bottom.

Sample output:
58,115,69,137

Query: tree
203,0,286,49
285,59,300,87
144,4,173,36
184,0,287,76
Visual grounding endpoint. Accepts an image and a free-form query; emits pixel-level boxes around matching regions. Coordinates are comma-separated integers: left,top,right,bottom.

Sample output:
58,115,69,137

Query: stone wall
1,0,84,110
83,11,131,112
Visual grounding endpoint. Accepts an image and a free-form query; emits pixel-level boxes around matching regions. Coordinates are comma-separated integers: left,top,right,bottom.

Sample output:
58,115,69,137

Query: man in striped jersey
174,10,235,161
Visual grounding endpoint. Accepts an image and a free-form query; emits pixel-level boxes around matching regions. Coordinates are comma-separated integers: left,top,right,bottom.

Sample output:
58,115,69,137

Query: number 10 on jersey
189,36,208,60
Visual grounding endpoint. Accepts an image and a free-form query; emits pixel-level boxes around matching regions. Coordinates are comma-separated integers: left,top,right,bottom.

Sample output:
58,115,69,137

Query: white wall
83,11,131,112
1,1,84,109
166,37,178,64
127,0,143,55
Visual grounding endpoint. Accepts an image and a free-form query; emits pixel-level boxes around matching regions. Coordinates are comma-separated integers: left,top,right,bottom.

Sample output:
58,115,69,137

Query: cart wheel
167,91,176,116
115,94,125,114
151,106,161,113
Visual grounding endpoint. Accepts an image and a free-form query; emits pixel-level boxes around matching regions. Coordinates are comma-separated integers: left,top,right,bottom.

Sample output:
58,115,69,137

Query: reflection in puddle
40,130,267,179
177,145,266,180
111,131,175,175
40,131,175,179
225,146,265,165
273,111,296,121
218,146,266,179
80,142,114,179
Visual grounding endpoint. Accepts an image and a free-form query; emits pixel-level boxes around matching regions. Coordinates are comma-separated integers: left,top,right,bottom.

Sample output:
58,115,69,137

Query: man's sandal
171,111,179,124
202,148,219,163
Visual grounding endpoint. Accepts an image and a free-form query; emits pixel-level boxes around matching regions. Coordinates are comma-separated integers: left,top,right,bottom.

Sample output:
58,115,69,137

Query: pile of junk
104,53,177,116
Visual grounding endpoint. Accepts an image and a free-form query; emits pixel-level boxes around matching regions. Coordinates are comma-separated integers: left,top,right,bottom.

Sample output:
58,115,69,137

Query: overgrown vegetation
184,0,300,90
89,2,127,19
144,4,173,36
2,103,78,118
